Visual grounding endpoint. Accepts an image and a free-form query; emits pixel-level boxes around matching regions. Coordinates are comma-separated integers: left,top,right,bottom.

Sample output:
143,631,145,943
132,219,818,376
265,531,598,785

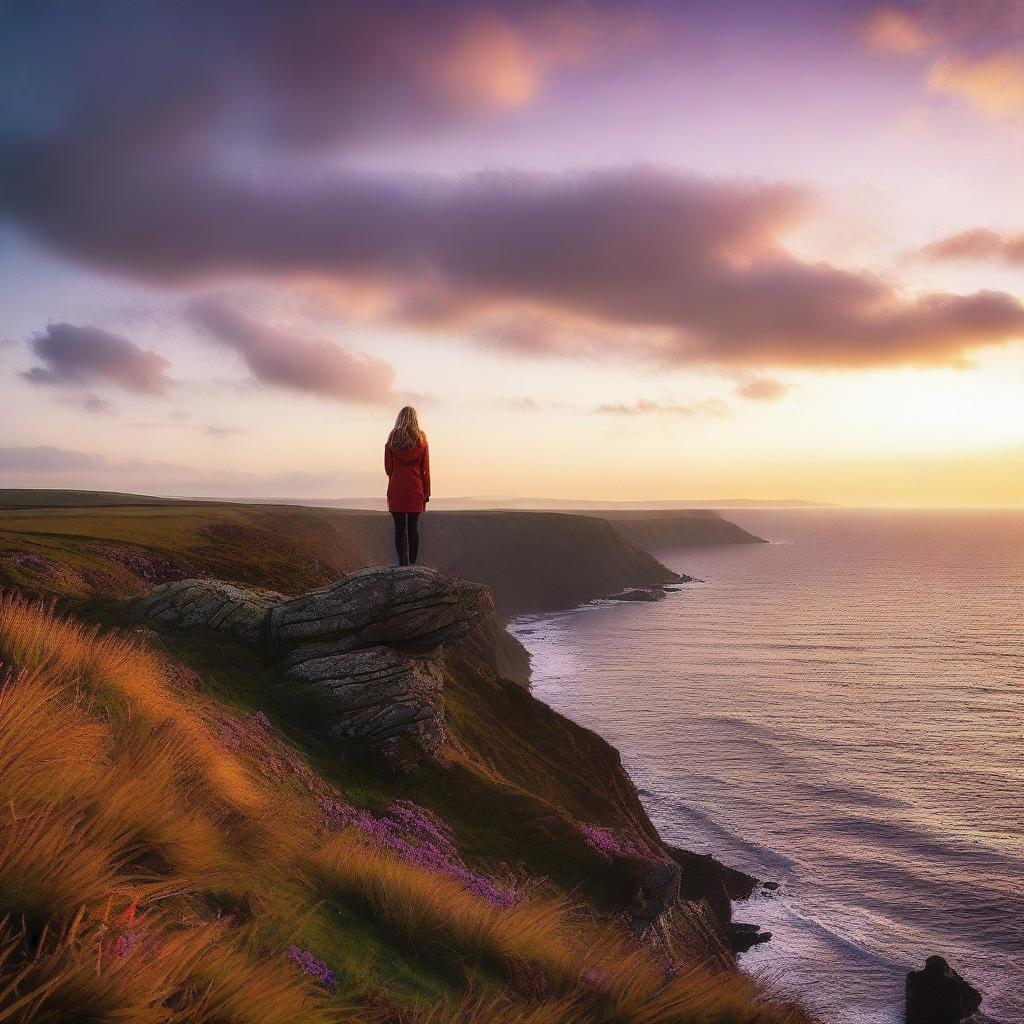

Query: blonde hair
389,406,424,450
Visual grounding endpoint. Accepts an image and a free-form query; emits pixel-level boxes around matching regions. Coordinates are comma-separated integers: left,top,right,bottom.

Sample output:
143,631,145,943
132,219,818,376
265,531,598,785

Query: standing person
384,406,430,566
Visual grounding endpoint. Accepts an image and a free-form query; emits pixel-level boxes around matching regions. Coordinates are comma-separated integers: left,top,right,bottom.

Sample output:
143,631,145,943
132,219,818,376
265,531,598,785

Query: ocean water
509,509,1023,1024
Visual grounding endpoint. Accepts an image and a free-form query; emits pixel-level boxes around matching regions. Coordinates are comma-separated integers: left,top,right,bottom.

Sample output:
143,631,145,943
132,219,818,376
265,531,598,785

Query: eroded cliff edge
136,564,766,953
2,496,770,952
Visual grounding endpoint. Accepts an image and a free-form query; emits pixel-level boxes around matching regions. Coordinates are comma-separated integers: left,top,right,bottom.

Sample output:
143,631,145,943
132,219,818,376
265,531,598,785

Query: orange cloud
430,11,541,109
736,377,789,401
595,399,728,417
860,8,935,55
928,49,1024,118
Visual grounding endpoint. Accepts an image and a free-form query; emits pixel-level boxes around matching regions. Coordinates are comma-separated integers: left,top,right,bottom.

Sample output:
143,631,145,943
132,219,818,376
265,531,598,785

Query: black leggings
391,512,420,566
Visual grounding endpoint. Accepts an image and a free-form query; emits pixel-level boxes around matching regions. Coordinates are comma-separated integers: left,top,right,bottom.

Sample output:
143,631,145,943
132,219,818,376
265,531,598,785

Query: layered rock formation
138,566,492,768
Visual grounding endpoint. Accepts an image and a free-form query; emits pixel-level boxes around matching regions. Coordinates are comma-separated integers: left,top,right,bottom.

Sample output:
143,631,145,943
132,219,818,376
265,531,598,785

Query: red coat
385,438,430,513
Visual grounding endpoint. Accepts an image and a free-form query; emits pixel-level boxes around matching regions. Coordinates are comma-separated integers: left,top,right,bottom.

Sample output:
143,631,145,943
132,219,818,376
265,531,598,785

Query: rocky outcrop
666,845,770,952
138,566,492,769
906,956,983,1024
269,568,490,653
285,646,445,762
140,578,283,641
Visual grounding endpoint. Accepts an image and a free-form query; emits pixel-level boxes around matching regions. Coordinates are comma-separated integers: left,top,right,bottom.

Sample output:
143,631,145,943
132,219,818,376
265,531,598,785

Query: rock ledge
138,566,492,769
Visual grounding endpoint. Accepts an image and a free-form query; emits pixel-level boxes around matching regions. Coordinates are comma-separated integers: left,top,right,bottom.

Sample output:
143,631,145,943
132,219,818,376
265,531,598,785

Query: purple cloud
23,323,171,394
2,3,1023,372
188,297,395,403
919,228,1024,265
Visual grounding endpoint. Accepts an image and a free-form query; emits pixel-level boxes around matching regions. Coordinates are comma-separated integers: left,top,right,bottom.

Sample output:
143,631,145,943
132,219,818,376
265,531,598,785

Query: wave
638,787,798,875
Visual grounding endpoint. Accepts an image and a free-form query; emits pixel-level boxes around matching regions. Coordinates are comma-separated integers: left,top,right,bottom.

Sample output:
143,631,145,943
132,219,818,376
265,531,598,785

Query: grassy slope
0,503,811,1023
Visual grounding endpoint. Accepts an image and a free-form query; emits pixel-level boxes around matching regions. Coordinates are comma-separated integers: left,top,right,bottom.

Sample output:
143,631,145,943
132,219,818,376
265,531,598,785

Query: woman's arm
422,442,430,501
384,443,393,477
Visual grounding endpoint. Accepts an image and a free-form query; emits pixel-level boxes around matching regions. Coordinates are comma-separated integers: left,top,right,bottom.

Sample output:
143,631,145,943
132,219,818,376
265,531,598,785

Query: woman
384,406,430,566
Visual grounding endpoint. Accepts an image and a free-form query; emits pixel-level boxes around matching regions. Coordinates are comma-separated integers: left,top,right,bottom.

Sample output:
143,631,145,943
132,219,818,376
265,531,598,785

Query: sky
1,0,1023,506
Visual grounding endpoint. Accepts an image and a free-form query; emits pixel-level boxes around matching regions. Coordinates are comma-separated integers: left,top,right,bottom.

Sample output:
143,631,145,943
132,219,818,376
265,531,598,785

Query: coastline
509,514,1022,1024
509,588,776,956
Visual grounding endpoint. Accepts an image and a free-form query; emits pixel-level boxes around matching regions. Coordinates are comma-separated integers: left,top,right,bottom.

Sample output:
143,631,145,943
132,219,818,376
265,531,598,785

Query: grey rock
137,566,491,768
284,646,445,755
137,579,282,641
268,565,492,651
628,857,682,927
728,922,772,952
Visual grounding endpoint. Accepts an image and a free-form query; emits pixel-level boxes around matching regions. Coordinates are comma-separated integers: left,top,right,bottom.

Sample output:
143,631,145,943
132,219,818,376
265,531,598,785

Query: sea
509,509,1023,1024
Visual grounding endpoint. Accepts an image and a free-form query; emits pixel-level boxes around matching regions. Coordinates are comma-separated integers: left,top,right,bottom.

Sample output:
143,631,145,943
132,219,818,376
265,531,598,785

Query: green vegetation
0,496,811,1023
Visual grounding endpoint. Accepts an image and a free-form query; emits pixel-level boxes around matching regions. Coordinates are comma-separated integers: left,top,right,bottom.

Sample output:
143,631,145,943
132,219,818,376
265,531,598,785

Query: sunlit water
510,509,1023,1024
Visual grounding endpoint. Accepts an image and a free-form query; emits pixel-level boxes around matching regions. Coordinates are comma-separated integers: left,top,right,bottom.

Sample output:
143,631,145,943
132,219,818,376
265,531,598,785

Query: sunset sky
1,0,1023,505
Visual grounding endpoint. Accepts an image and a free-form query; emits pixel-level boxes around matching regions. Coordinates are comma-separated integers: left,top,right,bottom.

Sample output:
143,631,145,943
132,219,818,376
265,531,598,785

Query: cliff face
139,567,493,769
0,498,763,620
135,564,759,950
582,510,767,552
404,510,682,617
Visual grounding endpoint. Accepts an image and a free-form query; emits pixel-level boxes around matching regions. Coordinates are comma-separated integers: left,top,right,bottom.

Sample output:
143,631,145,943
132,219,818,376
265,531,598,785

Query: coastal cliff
0,493,790,1022
585,509,767,552
0,492,764,617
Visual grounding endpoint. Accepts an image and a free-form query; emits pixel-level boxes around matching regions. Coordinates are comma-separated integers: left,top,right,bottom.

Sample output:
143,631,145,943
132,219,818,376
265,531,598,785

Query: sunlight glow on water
511,509,1024,1024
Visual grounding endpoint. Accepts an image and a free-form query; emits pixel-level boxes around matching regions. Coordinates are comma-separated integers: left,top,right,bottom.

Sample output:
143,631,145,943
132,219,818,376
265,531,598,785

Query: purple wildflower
317,795,517,907
101,929,138,960
580,823,648,861
112,930,138,958
286,944,338,988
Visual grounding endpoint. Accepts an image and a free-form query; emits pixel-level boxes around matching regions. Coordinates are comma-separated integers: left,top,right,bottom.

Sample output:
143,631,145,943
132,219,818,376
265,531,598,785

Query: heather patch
320,795,517,908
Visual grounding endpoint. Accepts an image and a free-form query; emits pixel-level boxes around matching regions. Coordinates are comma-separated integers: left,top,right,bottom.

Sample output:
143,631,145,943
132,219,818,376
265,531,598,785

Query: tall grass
0,594,813,1024
312,829,578,987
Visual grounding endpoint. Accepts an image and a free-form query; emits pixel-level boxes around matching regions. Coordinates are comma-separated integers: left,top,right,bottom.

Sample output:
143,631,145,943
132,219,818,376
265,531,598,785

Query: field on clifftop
0,496,807,1023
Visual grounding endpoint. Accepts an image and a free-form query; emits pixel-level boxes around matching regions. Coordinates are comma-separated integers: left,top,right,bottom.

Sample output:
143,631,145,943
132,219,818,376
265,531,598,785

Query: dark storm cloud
23,323,171,394
188,297,395,403
2,1,1023,371
919,229,1024,265
0,0,628,152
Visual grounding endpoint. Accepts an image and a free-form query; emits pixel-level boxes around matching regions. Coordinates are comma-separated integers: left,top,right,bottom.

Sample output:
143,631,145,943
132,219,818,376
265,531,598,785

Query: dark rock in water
137,566,490,769
906,956,983,1024
761,880,780,891
728,922,772,953
607,586,665,602
666,846,762,951
665,572,696,585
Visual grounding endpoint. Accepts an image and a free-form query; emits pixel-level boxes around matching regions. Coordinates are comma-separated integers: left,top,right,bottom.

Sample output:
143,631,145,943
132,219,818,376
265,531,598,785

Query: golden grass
312,829,578,986
0,594,813,1024
0,667,107,806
